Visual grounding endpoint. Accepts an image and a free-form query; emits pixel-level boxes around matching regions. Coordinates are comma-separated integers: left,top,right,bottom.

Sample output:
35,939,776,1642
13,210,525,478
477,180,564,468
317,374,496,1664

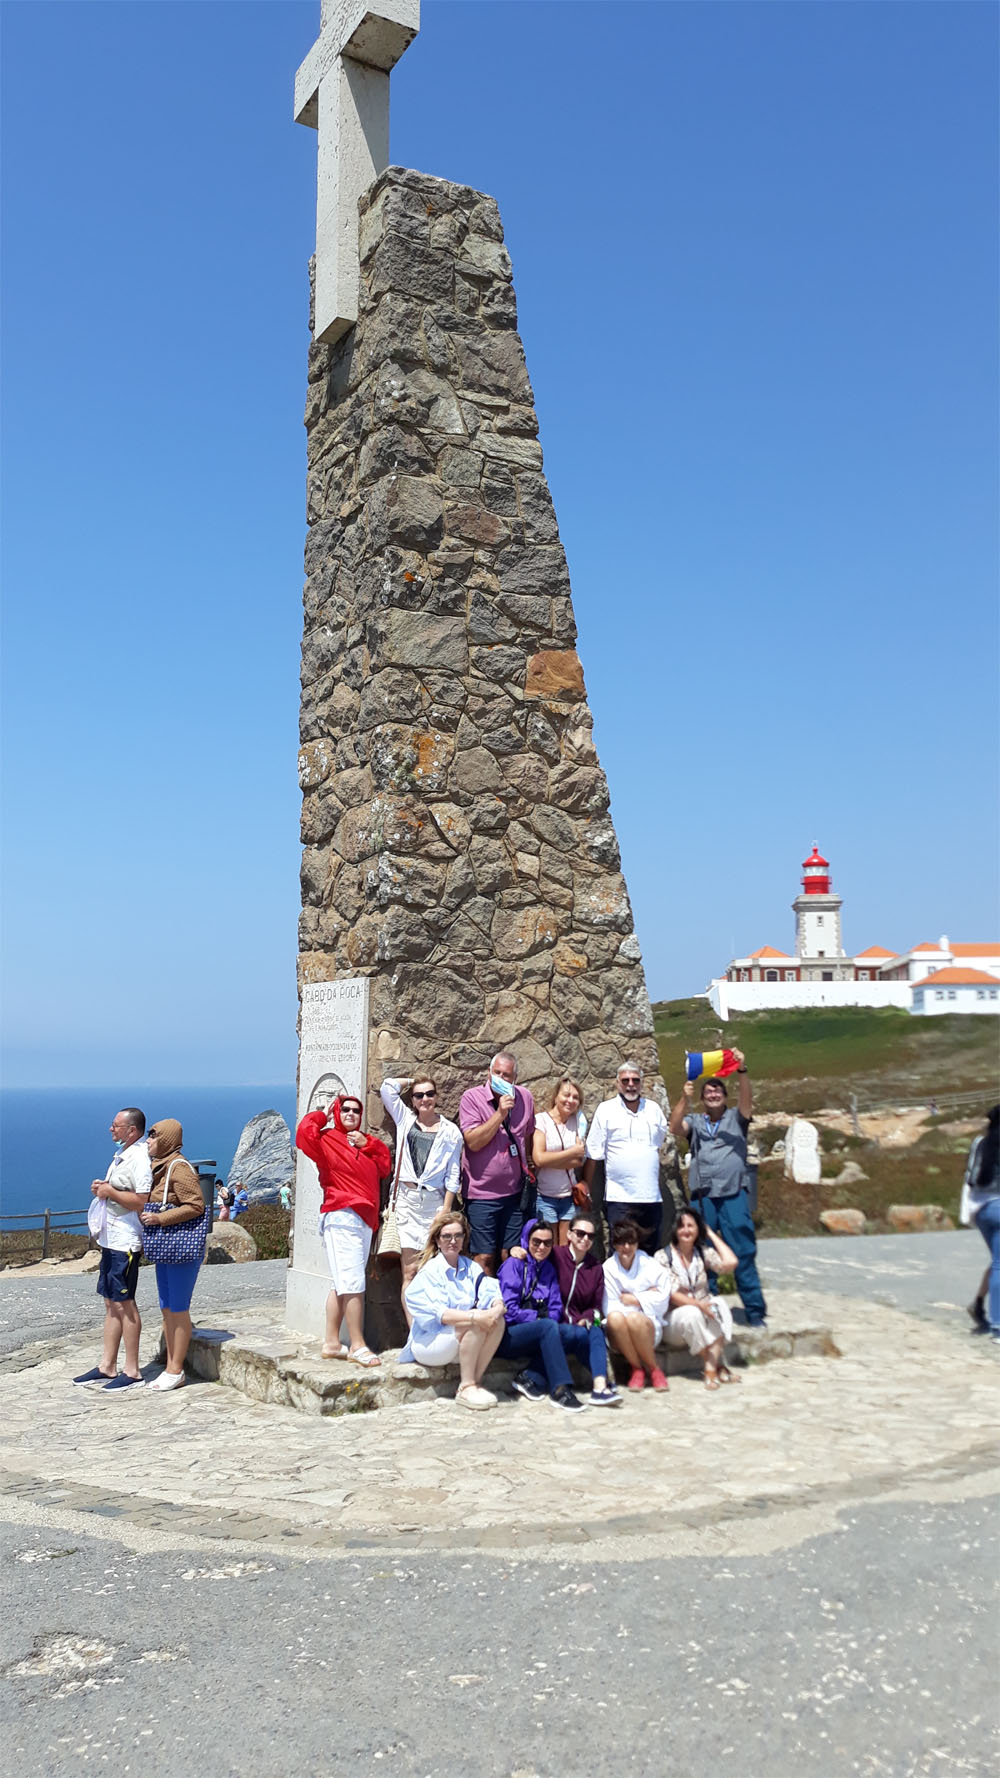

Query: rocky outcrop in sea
227,1110,295,1205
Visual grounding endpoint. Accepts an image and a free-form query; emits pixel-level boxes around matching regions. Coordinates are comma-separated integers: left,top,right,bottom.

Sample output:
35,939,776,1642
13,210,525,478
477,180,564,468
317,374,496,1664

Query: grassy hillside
653,999,998,1236
654,999,998,1113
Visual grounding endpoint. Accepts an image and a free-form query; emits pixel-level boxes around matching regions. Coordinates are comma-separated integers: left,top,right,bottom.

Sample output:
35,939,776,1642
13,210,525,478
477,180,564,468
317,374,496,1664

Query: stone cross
294,0,419,344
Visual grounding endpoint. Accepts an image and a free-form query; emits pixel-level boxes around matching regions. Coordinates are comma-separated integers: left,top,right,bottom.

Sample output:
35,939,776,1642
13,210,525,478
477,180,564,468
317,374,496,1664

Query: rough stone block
525,650,585,700
886,1204,956,1233
819,1208,867,1235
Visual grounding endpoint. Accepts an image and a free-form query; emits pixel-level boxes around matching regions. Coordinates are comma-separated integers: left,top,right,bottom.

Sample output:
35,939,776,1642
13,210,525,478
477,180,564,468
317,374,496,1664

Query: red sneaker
650,1367,669,1392
627,1367,646,1391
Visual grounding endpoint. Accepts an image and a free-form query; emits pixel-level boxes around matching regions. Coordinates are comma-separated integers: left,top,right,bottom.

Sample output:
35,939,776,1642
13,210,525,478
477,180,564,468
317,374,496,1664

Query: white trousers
408,1329,461,1368
662,1297,733,1355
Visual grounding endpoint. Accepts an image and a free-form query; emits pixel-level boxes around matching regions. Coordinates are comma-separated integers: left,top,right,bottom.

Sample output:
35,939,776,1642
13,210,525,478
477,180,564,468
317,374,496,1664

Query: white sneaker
455,1384,497,1410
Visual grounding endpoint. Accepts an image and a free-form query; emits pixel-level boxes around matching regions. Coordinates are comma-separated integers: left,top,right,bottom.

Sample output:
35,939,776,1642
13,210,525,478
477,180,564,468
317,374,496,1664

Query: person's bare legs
473,1252,496,1276
116,1300,142,1378
606,1310,641,1369
324,1287,346,1353
162,1308,193,1375
456,1318,505,1386
555,1219,571,1247
342,1292,370,1355
100,1303,124,1377
400,1249,420,1326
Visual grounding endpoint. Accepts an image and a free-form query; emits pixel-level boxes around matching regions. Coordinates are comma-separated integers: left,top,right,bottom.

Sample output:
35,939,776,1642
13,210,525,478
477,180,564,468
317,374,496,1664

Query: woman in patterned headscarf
140,1119,206,1393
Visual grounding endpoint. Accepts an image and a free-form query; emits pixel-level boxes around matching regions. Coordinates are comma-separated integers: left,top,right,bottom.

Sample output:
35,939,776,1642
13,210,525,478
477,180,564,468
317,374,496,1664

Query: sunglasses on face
619,1077,641,1087
529,1238,553,1250
412,1090,436,1100
571,1229,594,1241
439,1231,464,1243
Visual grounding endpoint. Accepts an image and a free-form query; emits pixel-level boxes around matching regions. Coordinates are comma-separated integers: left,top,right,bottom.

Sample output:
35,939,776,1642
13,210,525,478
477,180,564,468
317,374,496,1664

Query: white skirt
320,1208,372,1295
662,1296,733,1354
395,1185,446,1251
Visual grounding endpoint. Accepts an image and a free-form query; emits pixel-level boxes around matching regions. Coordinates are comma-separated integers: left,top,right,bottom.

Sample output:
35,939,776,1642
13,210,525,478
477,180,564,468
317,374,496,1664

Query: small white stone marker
295,0,420,344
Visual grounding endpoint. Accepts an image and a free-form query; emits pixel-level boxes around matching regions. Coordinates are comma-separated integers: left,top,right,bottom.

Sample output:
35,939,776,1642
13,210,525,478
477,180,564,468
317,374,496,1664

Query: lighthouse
793,846,845,963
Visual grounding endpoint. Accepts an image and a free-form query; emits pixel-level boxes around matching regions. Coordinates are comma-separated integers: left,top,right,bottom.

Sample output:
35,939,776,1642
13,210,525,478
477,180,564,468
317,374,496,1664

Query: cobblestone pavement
1,1284,996,1561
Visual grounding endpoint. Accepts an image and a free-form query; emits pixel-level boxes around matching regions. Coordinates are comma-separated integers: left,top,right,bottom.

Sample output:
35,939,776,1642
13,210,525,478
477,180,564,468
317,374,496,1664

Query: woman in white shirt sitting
532,1077,588,1246
603,1219,672,1392
658,1207,739,1389
380,1074,463,1318
402,1209,507,1410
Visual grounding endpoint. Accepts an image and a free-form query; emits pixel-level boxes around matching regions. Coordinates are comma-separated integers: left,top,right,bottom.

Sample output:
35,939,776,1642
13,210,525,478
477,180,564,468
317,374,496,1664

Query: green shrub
241,1203,291,1260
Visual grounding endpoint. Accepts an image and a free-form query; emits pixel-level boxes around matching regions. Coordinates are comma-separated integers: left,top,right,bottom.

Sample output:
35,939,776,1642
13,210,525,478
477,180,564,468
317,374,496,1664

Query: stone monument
287,1,669,1335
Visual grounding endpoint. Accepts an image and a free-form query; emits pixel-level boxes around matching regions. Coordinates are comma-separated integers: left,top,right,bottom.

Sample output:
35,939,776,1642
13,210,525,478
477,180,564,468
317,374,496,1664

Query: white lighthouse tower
793,845,846,967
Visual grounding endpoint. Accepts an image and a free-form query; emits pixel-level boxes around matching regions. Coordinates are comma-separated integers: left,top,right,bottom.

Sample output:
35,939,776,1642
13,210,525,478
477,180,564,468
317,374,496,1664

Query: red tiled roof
951,942,1000,957
912,968,1000,989
855,945,898,958
912,942,944,952
749,946,791,959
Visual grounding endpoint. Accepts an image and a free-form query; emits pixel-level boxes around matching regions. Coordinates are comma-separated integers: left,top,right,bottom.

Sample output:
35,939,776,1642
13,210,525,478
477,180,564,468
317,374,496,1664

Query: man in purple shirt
459,1050,535,1274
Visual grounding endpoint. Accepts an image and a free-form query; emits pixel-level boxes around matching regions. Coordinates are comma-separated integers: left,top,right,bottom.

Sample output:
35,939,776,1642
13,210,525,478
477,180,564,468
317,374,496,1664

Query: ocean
0,1086,297,1223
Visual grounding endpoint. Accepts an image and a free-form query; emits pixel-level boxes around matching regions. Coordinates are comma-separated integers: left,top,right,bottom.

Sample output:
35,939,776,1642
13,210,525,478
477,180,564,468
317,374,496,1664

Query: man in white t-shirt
583,1061,670,1256
74,1107,152,1391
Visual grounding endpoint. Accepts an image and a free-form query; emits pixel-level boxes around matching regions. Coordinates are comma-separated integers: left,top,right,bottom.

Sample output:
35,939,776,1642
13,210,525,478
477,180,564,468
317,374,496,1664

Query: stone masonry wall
298,166,667,1123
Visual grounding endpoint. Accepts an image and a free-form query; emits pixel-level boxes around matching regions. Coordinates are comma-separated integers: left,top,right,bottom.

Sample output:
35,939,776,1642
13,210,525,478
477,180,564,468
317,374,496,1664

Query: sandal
345,1346,381,1368
703,1367,721,1391
717,1365,741,1385
321,1343,348,1360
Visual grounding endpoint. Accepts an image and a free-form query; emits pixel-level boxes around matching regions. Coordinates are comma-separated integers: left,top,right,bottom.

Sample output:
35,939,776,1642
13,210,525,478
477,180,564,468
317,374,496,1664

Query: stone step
162,1319,839,1418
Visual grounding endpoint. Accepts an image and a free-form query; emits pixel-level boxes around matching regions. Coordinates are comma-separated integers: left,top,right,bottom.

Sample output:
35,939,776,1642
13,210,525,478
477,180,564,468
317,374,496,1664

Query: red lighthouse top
801,845,831,895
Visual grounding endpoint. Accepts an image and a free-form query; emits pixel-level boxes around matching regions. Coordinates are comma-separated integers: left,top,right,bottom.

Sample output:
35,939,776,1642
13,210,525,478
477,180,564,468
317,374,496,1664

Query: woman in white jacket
380,1074,463,1317
603,1218,672,1392
402,1209,507,1409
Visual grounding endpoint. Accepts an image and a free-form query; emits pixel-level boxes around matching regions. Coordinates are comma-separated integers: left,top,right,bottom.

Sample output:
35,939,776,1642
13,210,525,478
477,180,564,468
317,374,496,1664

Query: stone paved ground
2,1242,997,1777
1,1279,996,1559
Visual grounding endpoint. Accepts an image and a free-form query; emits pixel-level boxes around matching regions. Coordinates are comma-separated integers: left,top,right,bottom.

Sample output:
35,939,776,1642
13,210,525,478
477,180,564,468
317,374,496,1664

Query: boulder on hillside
206,1221,258,1264
820,1208,866,1236
227,1110,295,1206
886,1204,955,1234
831,1160,869,1187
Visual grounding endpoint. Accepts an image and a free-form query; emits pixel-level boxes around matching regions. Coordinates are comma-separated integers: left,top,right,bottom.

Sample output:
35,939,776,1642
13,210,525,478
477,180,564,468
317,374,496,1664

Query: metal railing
0,1160,219,1258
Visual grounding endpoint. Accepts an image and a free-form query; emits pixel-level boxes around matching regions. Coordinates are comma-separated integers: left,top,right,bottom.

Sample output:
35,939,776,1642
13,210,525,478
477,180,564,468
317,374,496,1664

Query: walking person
296,1095,392,1367
669,1049,768,1328
75,1107,152,1391
584,1062,671,1256
960,1105,1000,1339
497,1220,586,1411
603,1220,672,1392
459,1050,536,1274
532,1077,588,1246
658,1207,739,1389
402,1210,506,1409
379,1074,463,1319
140,1119,209,1393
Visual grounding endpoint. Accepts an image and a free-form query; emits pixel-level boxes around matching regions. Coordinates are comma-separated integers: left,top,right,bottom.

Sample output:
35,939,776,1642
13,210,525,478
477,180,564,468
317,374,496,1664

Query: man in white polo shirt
74,1106,152,1391
583,1062,670,1256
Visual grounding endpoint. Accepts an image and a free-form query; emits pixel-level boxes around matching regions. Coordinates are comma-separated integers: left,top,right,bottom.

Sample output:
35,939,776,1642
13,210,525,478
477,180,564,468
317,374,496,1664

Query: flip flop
321,1344,349,1360
345,1347,381,1368
703,1369,721,1390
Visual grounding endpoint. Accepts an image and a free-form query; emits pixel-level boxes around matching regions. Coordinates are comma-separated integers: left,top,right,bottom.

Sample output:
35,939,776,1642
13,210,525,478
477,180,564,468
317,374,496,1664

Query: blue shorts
155,1259,202,1313
534,1190,574,1226
466,1195,523,1261
97,1248,141,1302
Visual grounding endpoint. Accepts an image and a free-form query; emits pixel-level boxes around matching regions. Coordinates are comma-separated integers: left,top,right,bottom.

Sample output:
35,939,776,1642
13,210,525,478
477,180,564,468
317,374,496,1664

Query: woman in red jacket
295,1095,392,1367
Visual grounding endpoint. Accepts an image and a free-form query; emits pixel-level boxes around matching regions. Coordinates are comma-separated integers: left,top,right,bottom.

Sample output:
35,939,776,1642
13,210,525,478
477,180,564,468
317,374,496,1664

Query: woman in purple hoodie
497,1221,586,1413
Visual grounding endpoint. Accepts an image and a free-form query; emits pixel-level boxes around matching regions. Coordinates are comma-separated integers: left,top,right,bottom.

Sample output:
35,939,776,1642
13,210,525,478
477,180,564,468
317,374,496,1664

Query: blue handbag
142,1161,208,1265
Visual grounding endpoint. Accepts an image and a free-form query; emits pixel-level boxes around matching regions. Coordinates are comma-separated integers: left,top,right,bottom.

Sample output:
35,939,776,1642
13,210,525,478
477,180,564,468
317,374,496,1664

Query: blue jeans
973,1198,1000,1330
558,1321,609,1384
498,1319,572,1393
696,1189,767,1324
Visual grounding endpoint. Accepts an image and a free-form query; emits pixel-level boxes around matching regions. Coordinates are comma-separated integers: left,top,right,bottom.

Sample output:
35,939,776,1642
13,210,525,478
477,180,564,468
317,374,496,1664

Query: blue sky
2,0,997,1088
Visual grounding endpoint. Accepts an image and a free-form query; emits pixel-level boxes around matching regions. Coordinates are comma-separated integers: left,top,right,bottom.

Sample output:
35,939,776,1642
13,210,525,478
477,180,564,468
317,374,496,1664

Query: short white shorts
320,1209,372,1295
395,1185,446,1251
408,1329,461,1367
608,1303,664,1345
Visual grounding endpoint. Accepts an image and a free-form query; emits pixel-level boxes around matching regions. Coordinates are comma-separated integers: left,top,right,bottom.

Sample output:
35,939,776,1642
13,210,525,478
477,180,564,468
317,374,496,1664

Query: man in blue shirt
669,1048,767,1327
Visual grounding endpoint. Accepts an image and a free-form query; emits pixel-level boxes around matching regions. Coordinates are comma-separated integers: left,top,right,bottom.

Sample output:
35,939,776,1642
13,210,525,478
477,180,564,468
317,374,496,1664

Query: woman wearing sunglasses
296,1095,393,1367
496,1219,586,1412
380,1074,463,1319
402,1210,506,1409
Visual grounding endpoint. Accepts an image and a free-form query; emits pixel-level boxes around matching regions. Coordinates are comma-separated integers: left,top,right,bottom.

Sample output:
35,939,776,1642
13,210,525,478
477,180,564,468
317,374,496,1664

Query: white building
911,968,1000,1016
707,848,999,1019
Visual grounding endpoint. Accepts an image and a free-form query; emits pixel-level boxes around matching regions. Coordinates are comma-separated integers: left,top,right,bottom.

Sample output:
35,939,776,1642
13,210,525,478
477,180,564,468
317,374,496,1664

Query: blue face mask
491,1075,514,1100
112,1138,125,1150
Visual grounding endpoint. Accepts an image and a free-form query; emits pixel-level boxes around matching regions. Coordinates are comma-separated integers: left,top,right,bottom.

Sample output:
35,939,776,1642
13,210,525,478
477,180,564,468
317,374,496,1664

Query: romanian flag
685,1049,740,1083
